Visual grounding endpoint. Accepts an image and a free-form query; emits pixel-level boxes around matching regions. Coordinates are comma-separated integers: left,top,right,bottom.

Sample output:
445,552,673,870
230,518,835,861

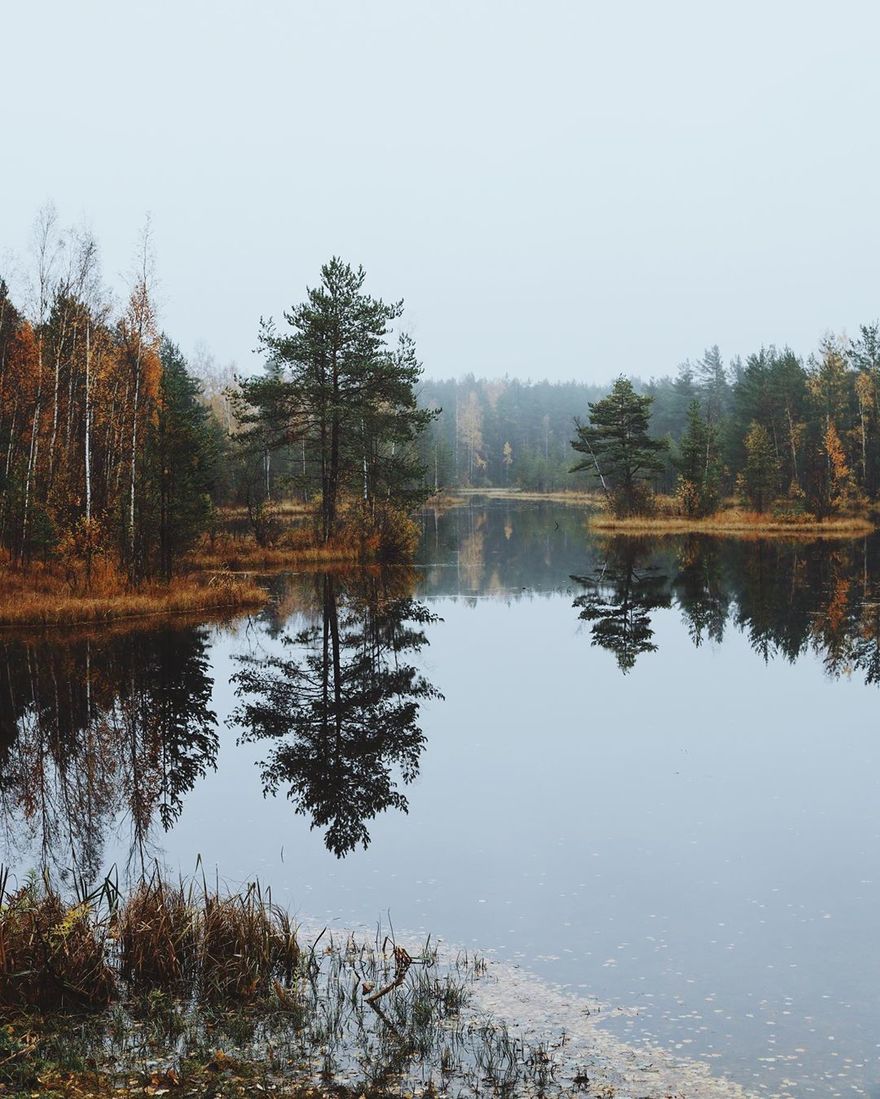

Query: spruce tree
674,400,721,517
740,421,780,512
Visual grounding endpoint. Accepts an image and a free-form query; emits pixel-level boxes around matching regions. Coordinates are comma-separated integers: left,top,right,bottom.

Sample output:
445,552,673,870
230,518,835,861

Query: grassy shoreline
0,874,761,1099
188,534,364,572
589,510,875,536
588,501,876,536
0,508,414,626
0,569,266,629
0,875,556,1099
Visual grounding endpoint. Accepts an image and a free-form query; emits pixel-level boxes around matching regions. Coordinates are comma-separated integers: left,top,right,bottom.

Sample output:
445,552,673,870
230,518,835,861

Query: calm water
2,500,879,1097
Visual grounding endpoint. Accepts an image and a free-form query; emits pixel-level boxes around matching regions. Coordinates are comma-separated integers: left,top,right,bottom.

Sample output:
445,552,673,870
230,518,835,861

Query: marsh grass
1,873,580,1097
116,878,199,991
201,884,299,1003
0,559,266,628
189,527,364,571
589,494,876,536
0,872,115,1013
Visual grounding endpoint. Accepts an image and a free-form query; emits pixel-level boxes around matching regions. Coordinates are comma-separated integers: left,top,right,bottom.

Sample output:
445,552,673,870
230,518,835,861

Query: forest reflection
0,569,442,879
574,534,880,679
232,568,441,857
0,626,217,885
4,524,880,884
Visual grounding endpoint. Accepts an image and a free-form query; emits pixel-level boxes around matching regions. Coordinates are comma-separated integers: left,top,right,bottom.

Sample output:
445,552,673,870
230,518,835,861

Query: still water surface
2,500,879,1097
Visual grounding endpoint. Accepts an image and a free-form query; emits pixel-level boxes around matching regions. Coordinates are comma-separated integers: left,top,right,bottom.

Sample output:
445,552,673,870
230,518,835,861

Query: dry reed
201,884,299,1003
0,878,115,1012
116,878,199,990
589,506,874,537
0,565,265,628
0,872,300,1015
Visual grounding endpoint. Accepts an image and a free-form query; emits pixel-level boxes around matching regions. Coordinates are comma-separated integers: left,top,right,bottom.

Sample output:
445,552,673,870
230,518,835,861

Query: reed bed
189,528,365,571
0,871,299,1014
590,508,874,536
0,564,266,628
0,875,115,1013
0,872,585,1097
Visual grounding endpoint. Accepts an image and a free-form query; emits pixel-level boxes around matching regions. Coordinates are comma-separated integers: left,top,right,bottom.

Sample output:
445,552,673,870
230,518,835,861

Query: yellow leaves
824,422,850,483
51,901,90,941
854,369,875,410
145,1067,180,1094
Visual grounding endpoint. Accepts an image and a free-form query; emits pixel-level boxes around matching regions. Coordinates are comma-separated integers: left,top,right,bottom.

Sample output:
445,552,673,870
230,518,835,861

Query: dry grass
190,529,365,571
589,500,875,537
216,500,316,519
201,885,298,1003
191,504,419,570
458,487,603,506
0,877,115,1012
117,879,199,990
0,873,299,1014
424,491,469,510
0,563,266,628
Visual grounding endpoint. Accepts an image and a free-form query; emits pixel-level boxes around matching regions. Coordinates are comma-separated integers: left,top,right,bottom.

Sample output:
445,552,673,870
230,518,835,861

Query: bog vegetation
0,870,582,1098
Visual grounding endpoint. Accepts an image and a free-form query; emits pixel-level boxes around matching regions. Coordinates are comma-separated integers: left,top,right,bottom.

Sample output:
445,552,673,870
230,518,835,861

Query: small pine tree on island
570,376,667,516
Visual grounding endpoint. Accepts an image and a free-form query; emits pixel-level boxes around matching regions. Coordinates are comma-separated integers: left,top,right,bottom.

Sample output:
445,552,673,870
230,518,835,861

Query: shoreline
0,571,267,630
443,489,878,536
5,898,762,1099
589,512,876,537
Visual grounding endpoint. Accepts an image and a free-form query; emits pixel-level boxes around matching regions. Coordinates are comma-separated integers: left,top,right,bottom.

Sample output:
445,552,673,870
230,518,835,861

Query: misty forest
3,215,880,606
2,162,880,1099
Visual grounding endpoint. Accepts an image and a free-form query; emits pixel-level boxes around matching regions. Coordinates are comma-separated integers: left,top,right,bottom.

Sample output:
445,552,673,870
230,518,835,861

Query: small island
0,250,434,627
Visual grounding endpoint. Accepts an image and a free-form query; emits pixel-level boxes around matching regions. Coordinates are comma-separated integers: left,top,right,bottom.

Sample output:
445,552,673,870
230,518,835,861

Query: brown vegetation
0,874,299,1015
0,552,265,628
192,502,420,571
0,877,115,1013
588,495,875,536
457,487,603,505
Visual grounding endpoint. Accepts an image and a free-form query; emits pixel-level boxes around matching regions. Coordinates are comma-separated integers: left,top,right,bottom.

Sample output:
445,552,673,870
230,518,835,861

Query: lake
2,499,879,1097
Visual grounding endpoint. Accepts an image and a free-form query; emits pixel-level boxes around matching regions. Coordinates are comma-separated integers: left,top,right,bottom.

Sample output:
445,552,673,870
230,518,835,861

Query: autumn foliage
0,218,219,590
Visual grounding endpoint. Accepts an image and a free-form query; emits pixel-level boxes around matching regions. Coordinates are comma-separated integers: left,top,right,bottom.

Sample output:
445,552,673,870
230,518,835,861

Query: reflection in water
571,538,671,673
231,569,442,857
0,627,217,884
572,533,880,681
2,505,880,1096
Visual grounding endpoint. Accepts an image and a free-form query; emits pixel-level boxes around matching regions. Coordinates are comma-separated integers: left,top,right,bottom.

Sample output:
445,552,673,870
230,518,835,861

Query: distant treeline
418,334,880,513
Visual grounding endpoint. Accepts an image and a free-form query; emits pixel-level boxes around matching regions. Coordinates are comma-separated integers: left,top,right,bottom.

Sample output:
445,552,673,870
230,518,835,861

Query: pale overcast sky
2,0,879,382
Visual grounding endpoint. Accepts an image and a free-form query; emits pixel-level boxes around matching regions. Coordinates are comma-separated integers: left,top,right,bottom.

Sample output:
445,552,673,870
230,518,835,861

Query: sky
2,0,880,384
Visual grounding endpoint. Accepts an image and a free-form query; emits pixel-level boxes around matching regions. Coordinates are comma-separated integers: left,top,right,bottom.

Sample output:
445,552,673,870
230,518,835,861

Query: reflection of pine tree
571,538,670,673
232,570,441,857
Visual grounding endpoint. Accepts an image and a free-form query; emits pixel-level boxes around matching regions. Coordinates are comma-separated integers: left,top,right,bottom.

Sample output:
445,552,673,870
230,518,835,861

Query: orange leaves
4,319,40,398
824,421,849,483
